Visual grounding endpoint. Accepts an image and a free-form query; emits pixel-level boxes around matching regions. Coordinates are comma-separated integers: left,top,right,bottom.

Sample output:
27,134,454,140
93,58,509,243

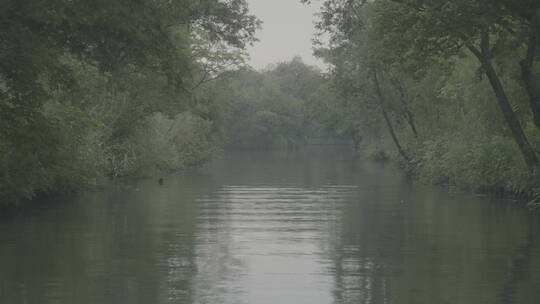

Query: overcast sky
245,0,325,70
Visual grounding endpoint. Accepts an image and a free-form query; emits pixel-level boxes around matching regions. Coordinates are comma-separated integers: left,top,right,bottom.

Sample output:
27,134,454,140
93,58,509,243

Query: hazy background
246,0,325,70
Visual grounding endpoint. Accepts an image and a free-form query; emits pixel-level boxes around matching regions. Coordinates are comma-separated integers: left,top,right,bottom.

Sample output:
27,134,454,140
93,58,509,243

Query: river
1,147,540,304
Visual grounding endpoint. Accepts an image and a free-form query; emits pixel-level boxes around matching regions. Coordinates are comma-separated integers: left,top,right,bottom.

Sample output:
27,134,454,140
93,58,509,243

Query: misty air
1,1,540,304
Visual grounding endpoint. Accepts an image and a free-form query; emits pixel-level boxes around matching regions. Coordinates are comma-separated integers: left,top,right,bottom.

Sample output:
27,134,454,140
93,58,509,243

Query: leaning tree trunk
520,3,540,132
373,72,410,162
390,77,419,138
468,30,539,171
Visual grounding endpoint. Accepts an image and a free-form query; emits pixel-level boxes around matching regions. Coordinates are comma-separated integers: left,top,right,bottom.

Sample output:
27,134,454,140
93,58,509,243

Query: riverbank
0,133,216,208
360,140,540,211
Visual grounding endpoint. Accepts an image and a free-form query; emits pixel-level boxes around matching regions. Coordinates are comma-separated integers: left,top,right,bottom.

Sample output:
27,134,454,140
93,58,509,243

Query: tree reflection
324,176,540,304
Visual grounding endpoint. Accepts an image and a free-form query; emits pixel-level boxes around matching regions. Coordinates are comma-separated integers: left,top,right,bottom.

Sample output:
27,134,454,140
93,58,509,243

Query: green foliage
213,58,336,149
0,1,259,205
105,112,216,178
413,136,528,192
309,0,540,196
0,98,105,204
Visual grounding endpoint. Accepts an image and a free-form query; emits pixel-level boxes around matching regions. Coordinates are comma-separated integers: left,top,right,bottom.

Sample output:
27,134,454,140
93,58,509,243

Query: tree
306,0,540,171
0,0,260,203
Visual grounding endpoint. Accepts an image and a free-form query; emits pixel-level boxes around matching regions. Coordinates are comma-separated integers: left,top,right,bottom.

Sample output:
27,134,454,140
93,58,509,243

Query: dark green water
1,147,540,304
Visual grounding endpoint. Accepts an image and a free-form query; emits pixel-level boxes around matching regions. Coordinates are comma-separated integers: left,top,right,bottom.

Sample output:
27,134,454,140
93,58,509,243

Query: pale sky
246,0,325,70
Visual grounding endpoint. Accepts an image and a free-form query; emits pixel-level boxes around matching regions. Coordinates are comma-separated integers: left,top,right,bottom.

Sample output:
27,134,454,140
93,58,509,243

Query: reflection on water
1,147,540,304
193,185,356,304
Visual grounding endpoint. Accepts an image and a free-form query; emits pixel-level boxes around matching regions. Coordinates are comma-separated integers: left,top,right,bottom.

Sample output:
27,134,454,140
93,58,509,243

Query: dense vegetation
0,0,340,205
3,0,540,205
213,57,344,149
0,0,260,204
303,0,540,198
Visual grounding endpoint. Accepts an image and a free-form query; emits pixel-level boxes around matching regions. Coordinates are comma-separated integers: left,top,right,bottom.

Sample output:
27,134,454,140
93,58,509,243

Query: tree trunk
390,77,419,138
373,72,410,162
468,30,539,171
520,3,540,132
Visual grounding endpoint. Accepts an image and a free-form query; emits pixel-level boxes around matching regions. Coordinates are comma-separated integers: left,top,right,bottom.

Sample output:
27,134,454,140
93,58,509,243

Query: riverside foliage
302,0,540,196
3,0,540,205
0,0,259,204
0,0,335,206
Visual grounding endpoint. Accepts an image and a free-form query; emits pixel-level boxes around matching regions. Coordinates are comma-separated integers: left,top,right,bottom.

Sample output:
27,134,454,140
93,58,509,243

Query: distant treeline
304,0,540,197
215,57,352,150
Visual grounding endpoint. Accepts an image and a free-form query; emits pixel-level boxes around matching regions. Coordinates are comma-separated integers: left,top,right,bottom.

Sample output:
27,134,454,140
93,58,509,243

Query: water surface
1,147,540,304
